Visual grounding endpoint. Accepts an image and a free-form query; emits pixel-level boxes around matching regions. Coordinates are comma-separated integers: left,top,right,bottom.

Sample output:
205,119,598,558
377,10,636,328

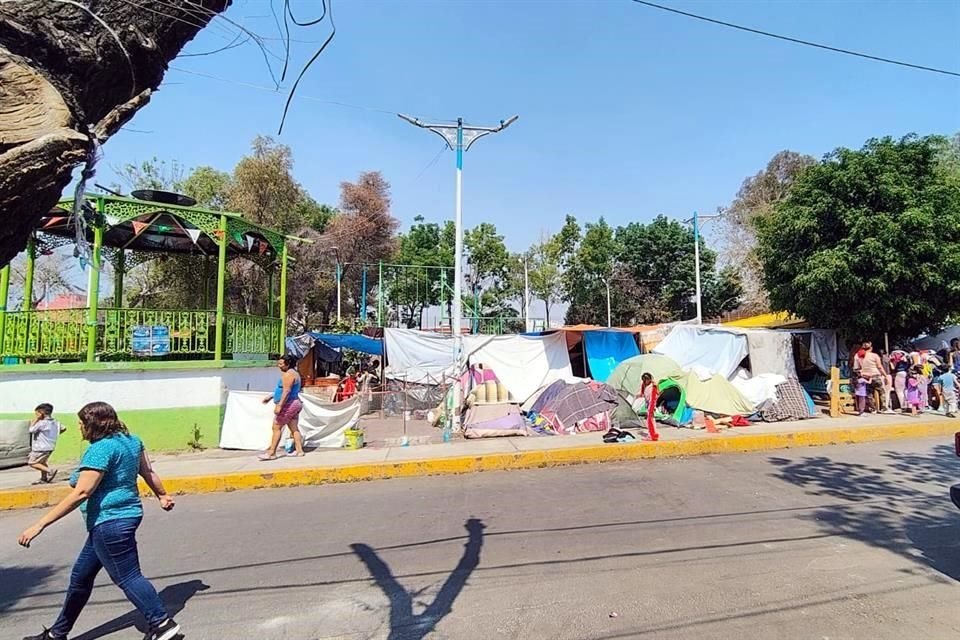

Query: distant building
35,293,86,310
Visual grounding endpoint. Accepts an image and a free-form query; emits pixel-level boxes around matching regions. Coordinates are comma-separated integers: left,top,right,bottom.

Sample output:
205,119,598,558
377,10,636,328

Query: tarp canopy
383,329,575,403
787,329,839,374
607,354,685,396
583,330,640,382
654,325,796,379
308,332,383,356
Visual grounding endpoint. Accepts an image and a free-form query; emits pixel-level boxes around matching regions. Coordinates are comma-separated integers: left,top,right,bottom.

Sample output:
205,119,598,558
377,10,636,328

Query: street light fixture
398,114,518,368
683,211,722,324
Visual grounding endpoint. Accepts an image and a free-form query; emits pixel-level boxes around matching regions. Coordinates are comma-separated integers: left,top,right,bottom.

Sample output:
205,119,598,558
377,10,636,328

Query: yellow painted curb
1,419,955,511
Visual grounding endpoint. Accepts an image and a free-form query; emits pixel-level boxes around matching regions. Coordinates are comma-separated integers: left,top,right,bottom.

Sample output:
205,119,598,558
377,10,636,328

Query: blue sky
99,0,960,252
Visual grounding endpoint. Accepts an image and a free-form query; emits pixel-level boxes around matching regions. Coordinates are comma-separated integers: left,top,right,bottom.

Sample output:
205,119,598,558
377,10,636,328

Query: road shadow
72,579,209,640
769,443,960,581
0,564,59,615
352,517,484,640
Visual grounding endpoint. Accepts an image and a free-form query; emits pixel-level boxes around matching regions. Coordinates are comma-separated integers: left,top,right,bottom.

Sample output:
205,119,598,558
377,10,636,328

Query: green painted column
85,213,104,363
0,263,10,355
278,241,288,354
214,214,228,360
113,249,125,307
267,268,275,317
23,236,35,311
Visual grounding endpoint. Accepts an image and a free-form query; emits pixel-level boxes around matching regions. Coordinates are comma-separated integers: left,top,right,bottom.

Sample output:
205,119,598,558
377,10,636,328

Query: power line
631,0,960,78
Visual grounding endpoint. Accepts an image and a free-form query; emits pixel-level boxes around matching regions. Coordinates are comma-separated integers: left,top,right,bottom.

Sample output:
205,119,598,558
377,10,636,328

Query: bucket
344,428,364,450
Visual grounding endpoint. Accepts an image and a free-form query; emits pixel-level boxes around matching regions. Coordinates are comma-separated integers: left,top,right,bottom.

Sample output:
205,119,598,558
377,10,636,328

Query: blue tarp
583,331,640,383
308,332,384,356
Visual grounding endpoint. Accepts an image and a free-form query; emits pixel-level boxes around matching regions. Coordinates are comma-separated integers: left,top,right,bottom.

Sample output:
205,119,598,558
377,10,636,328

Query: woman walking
260,354,305,460
18,402,180,640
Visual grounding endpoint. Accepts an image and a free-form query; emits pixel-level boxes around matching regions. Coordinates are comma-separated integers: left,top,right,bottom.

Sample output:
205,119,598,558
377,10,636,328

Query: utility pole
523,254,531,333
684,210,722,324
398,114,518,368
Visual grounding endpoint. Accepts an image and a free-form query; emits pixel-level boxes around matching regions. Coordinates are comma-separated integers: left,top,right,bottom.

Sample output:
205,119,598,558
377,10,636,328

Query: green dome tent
608,354,685,396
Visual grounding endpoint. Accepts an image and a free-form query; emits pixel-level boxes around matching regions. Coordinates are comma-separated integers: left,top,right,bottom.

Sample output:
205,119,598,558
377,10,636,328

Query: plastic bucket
344,428,364,450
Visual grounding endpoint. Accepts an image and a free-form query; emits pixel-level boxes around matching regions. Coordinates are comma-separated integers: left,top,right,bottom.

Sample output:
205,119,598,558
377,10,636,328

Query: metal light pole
523,253,531,332
323,246,342,323
684,210,722,324
398,114,518,366
602,277,612,328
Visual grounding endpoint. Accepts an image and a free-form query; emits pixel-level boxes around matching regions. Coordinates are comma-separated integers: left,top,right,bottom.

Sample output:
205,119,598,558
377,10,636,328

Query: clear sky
99,0,960,252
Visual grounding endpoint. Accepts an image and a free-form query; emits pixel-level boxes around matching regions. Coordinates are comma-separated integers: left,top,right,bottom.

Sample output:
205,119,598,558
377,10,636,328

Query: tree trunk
0,0,231,266
543,299,551,327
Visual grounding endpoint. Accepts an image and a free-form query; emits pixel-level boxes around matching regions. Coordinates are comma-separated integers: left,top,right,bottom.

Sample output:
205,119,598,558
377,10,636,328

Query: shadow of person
352,518,484,640
72,579,209,640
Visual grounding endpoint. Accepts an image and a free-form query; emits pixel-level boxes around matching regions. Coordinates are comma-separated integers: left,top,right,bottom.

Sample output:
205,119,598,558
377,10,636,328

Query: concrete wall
0,363,276,461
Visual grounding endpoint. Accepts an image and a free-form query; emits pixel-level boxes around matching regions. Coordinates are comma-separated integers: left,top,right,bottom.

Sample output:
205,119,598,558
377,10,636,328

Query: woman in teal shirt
18,402,182,640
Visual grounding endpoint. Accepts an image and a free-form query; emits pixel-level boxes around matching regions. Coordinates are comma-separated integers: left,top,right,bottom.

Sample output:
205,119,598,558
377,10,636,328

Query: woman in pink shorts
260,354,305,460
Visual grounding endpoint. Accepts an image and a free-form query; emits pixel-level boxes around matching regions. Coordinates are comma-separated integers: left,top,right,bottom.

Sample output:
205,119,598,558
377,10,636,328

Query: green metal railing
224,313,282,355
2,308,89,359
0,307,280,361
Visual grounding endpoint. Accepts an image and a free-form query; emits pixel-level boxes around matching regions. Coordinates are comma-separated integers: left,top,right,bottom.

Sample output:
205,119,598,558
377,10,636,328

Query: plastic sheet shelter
654,325,796,379
581,330,641,382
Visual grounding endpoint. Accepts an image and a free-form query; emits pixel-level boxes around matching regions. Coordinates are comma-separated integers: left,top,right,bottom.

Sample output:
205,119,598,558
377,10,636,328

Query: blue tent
583,330,641,382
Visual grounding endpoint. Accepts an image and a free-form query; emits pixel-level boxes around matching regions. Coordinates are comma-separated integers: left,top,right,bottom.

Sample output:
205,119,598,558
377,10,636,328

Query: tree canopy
757,134,960,341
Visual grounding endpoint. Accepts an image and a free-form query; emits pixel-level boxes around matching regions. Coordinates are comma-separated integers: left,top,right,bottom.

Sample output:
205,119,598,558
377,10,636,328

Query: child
854,376,868,416
936,366,958,418
27,403,66,484
905,369,923,415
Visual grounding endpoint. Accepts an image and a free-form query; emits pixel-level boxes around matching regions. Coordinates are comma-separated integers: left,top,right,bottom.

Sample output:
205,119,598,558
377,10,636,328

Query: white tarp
654,326,749,379
219,391,360,451
383,329,575,403
655,325,796,379
731,368,786,411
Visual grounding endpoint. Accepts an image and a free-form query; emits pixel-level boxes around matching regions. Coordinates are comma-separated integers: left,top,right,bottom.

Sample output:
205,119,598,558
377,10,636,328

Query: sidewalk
2,412,956,510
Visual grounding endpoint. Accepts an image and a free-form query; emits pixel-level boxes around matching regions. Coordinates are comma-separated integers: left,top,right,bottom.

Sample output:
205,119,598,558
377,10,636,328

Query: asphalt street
2,437,960,640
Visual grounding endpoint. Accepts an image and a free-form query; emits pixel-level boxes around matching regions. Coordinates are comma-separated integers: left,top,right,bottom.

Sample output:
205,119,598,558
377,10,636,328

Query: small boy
28,403,65,484
936,367,958,418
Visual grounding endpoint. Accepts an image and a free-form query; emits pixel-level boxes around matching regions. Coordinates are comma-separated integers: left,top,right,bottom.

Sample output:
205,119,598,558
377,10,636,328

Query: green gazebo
0,192,292,363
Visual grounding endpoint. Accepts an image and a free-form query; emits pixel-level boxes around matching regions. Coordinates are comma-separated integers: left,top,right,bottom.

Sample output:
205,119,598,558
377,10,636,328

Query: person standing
640,373,660,442
18,401,180,640
936,367,958,418
260,354,305,460
855,342,890,413
27,403,66,484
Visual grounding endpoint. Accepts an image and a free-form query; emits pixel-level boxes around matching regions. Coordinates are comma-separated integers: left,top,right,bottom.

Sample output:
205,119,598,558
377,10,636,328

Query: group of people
851,340,958,417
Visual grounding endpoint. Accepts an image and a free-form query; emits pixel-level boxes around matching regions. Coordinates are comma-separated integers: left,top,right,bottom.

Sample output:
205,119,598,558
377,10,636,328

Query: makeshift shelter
654,325,796,379
607,354,685,395
383,329,575,403
531,381,620,434
758,378,817,422
463,403,527,439
682,371,756,417
654,378,693,424
581,330,641,382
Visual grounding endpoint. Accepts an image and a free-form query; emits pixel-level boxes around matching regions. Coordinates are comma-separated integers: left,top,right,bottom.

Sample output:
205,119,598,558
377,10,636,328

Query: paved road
2,438,960,640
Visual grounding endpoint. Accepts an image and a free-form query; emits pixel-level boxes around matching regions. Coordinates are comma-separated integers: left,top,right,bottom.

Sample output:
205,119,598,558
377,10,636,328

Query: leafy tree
757,134,960,341
524,237,563,327
391,216,447,328
563,217,616,325
718,151,815,312
617,215,741,321
464,222,511,317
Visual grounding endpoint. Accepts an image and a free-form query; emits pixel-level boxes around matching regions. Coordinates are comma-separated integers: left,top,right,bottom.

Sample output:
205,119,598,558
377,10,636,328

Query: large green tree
757,134,960,341
464,222,511,318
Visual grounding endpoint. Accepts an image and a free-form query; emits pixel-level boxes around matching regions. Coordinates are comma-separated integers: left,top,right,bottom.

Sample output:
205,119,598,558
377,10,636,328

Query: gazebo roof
37,193,287,259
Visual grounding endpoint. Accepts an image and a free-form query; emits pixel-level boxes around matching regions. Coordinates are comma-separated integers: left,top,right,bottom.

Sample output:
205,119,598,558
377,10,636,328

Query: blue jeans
50,517,167,637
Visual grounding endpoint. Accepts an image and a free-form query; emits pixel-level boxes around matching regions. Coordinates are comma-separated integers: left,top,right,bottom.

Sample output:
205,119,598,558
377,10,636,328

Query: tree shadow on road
0,564,59,615
352,517,484,640
769,443,960,581
72,579,209,640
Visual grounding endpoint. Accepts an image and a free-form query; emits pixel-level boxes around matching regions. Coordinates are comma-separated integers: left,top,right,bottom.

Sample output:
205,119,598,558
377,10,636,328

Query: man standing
855,342,889,413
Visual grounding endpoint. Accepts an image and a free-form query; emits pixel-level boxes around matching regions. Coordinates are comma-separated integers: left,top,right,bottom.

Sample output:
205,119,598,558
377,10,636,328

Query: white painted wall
0,366,276,413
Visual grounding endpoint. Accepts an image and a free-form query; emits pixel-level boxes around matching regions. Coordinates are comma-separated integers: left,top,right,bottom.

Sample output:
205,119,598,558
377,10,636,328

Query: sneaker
45,469,58,484
23,629,65,640
144,619,181,640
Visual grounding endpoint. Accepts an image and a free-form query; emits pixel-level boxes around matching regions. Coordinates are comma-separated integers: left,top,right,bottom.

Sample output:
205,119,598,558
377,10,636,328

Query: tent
682,371,756,417
383,329,575,403
655,378,693,424
654,325,796,379
581,330,641,382
532,381,620,434
607,354,685,395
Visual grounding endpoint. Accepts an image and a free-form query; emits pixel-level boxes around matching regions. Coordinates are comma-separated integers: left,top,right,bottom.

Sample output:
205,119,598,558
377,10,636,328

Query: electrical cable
630,0,960,78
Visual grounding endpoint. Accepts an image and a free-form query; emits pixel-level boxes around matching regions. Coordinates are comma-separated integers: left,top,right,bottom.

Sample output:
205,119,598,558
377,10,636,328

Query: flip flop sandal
258,454,279,461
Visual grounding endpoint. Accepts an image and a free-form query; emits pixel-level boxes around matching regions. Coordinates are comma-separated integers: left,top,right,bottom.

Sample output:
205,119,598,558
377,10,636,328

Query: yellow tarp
723,312,807,329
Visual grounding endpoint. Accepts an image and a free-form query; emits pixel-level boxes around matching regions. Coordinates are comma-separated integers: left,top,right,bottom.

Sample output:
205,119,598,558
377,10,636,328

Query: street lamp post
398,114,518,368
684,210,722,324
601,276,612,328
323,246,342,323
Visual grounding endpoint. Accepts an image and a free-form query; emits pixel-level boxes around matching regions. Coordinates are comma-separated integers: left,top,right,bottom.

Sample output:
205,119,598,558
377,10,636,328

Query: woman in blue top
18,402,181,640
260,354,305,460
